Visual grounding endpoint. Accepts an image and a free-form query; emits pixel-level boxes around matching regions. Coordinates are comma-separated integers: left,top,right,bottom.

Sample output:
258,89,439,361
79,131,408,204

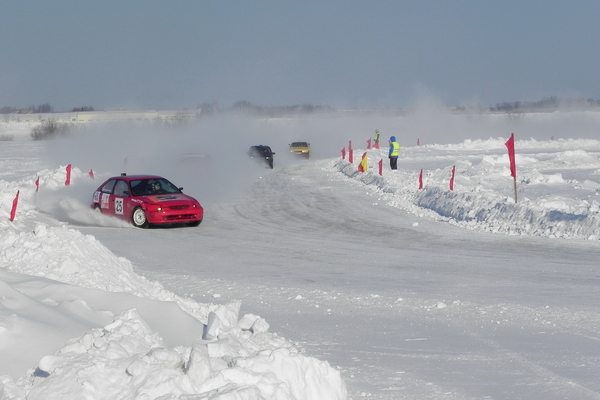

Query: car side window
130,180,146,196
101,180,117,194
113,180,129,197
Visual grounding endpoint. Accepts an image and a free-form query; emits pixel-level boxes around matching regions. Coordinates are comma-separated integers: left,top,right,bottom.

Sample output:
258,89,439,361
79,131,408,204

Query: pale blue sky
1,1,599,111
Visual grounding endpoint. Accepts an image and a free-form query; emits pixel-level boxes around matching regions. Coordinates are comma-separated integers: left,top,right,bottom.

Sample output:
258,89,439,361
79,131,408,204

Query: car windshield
130,178,181,196
290,142,308,147
251,146,271,156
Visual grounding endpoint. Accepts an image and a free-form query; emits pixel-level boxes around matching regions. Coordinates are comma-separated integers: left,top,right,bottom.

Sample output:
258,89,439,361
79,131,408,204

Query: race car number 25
114,198,124,215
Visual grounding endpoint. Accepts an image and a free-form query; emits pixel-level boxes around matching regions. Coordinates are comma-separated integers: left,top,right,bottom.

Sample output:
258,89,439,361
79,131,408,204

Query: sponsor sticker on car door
101,193,110,209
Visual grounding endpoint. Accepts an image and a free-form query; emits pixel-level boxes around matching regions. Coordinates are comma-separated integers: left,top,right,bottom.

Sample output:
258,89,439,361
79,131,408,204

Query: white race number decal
114,198,124,215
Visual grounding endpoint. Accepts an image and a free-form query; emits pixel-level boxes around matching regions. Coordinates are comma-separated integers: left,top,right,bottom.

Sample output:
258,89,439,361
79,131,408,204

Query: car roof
250,145,271,150
108,174,164,181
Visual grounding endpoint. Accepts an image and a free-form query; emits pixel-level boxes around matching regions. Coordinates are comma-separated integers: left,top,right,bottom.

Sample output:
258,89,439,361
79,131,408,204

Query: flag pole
505,133,518,204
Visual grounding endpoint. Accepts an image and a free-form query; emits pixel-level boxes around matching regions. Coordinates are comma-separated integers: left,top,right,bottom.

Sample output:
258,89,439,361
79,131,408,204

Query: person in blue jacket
388,136,400,170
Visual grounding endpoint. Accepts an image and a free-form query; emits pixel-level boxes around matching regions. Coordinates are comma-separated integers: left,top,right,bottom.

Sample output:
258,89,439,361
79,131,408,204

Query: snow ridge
0,167,347,399
333,138,600,240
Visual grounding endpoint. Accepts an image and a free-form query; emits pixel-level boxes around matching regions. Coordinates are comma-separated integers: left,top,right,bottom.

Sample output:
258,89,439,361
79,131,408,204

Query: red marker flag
358,152,368,172
419,169,423,189
89,169,95,179
374,141,380,150
35,176,40,192
506,133,518,203
367,138,372,149
378,159,383,175
349,149,353,164
505,133,516,178
10,190,19,222
341,147,346,160
65,164,72,186
417,138,420,146
348,140,352,151
449,165,456,191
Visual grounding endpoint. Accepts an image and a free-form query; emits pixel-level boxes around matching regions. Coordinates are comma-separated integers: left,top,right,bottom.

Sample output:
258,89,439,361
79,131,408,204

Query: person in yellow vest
388,136,400,170
374,129,380,145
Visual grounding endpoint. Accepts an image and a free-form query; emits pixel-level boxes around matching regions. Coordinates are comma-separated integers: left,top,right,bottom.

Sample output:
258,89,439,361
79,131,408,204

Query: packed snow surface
1,110,600,399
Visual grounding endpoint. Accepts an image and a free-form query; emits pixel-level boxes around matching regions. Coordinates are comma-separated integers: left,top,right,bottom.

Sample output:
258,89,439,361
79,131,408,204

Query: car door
111,179,131,219
98,179,117,215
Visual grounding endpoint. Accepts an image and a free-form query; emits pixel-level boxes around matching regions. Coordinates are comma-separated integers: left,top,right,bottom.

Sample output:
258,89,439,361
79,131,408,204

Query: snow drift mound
333,137,600,240
0,169,347,399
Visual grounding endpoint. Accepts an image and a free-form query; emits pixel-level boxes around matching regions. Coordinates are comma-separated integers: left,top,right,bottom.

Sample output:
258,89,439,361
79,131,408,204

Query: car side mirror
179,187,183,191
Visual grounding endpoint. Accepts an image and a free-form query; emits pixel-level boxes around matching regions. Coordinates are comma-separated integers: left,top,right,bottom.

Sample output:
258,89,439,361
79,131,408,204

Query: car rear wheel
93,204,102,213
132,207,149,228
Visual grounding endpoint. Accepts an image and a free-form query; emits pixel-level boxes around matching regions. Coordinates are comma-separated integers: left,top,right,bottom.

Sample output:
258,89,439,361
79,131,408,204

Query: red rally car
91,174,203,228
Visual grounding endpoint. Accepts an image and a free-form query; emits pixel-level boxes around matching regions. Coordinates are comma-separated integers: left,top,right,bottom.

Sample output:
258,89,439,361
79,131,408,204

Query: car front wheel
132,207,149,228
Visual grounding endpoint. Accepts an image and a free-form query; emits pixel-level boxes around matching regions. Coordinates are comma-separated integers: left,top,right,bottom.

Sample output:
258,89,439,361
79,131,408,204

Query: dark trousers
390,157,398,170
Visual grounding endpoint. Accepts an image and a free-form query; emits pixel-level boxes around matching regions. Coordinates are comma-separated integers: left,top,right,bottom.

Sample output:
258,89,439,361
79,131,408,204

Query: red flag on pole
506,133,518,203
374,141,380,149
358,152,368,172
35,176,40,192
378,159,383,176
505,133,516,178
341,147,346,160
89,169,95,179
419,169,423,189
417,138,420,146
349,149,353,163
65,164,72,186
367,138,372,149
10,190,19,222
449,166,456,191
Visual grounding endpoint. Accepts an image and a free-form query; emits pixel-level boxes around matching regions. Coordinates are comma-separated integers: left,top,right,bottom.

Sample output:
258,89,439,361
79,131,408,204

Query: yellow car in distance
289,141,311,158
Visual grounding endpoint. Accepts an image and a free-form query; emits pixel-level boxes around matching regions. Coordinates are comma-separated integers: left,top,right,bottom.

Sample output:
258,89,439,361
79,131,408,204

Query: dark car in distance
248,145,275,169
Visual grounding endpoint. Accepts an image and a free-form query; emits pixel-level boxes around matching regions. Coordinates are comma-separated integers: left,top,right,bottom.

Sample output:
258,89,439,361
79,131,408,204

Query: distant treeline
1,101,328,117
200,98,600,115
0,104,94,114
197,101,333,116
4,97,600,116
1,103,53,114
490,96,600,112
229,101,333,116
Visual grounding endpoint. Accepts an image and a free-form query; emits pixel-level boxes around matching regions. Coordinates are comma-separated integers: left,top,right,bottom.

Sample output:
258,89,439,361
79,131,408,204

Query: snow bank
0,165,346,398
2,308,345,400
333,137,600,240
